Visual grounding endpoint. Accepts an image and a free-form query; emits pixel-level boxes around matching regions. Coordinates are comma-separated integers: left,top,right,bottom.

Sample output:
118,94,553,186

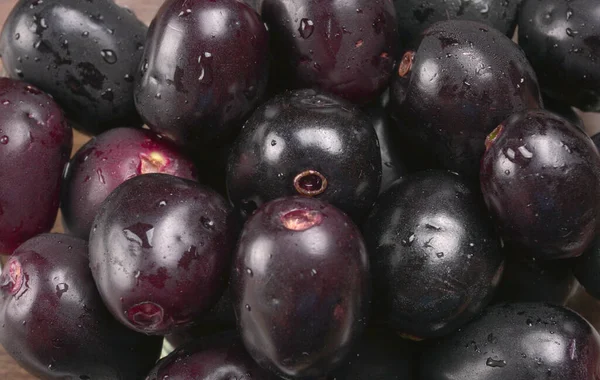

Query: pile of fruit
1,0,600,378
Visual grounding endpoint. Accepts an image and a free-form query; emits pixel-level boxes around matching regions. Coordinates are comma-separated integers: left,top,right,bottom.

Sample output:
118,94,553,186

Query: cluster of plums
1,0,600,378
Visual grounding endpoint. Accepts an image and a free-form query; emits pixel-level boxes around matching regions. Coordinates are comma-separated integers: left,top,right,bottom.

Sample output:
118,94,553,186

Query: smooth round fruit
227,89,381,221
231,196,371,379
89,173,238,335
519,0,600,111
480,109,600,259
574,236,600,300
261,0,399,104
390,20,542,179
135,0,269,151
421,302,600,380
0,0,147,135
61,127,197,240
0,233,162,379
0,78,72,255
363,170,504,339
544,96,584,131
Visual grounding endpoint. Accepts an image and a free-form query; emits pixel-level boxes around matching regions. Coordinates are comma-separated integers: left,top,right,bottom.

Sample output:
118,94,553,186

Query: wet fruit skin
0,233,162,379
231,196,371,379
394,0,520,49
574,236,600,300
420,302,600,380
0,0,147,135
227,89,382,221
261,0,399,104
363,170,504,339
61,127,197,240
519,0,600,112
135,0,269,151
89,173,239,335
389,20,542,180
480,109,600,260
0,78,72,255
544,96,584,131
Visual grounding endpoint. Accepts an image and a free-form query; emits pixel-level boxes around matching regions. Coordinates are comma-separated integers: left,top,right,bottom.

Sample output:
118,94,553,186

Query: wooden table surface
0,0,600,378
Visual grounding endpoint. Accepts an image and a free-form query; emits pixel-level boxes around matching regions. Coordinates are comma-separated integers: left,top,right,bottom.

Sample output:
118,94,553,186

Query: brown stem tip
398,51,415,78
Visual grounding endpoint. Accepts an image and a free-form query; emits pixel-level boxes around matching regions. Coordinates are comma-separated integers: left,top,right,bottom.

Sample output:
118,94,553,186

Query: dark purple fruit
0,233,162,379
231,196,370,379
89,173,238,335
481,109,600,259
394,0,520,49
519,0,600,112
0,0,147,135
390,20,542,179
421,303,600,380
0,78,72,255
261,0,399,104
363,170,504,339
147,332,278,380
574,236,600,300
135,0,269,151
61,127,197,240
227,89,381,221
544,96,584,131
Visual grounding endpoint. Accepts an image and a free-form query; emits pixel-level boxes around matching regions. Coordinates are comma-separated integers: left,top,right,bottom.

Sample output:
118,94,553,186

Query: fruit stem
398,51,415,78
485,124,504,151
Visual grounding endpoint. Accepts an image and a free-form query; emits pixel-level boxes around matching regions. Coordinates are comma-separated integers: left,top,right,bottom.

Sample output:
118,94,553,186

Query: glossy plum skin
227,89,381,221
231,197,371,379
390,20,542,179
481,109,600,259
61,127,197,240
147,332,279,380
261,0,399,104
421,303,600,380
135,0,269,151
89,174,239,335
394,0,520,49
519,0,600,112
0,78,72,255
0,234,162,379
574,236,600,300
363,170,504,339
0,0,147,135
544,96,584,131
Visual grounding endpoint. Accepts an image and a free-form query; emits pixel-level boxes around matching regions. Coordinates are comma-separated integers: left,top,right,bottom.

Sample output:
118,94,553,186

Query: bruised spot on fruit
127,302,164,329
397,331,425,342
1,259,24,295
281,209,324,231
398,51,415,77
485,124,504,150
293,170,328,196
138,151,169,174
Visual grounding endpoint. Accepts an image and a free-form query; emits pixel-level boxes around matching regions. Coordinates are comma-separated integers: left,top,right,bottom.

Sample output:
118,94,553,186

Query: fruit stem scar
398,51,415,77
485,124,504,150
281,209,324,231
2,259,24,295
293,170,328,196
138,151,169,174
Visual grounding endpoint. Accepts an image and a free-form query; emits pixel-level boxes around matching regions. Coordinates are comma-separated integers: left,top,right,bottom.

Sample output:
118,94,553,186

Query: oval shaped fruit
421,302,600,380
61,127,197,240
135,0,269,150
261,0,399,104
519,0,600,112
89,173,239,335
363,170,504,339
0,78,72,255
231,196,371,379
480,109,600,259
147,332,278,380
574,236,600,300
390,20,542,179
0,0,147,135
227,89,381,221
0,233,162,379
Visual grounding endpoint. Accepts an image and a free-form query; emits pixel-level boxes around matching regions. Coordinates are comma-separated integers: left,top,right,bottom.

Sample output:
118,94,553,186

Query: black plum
231,196,370,379
89,173,238,335
0,78,72,255
61,127,197,240
519,0,600,111
421,303,600,380
394,0,520,49
544,96,584,131
390,20,542,179
363,170,504,339
227,89,381,221
0,233,162,379
0,0,147,135
574,236,600,300
135,0,269,151
261,0,399,104
481,109,600,259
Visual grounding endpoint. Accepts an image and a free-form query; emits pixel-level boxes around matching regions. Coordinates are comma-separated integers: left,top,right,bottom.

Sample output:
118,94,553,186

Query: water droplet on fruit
270,139,277,146
55,283,69,298
158,200,167,207
100,49,117,64
486,357,506,367
178,8,192,17
96,168,106,184
526,318,534,326
566,9,573,20
401,233,416,247
436,252,444,258
311,269,318,276
566,28,578,37
39,18,48,29
246,268,253,276
0,136,9,145
245,304,252,311
201,216,215,230
518,145,533,159
298,19,315,39
155,93,162,99
101,88,114,101
1,100,9,105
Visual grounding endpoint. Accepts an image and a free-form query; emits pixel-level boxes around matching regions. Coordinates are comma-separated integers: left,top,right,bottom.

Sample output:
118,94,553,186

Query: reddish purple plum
0,78,72,255
61,127,197,240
